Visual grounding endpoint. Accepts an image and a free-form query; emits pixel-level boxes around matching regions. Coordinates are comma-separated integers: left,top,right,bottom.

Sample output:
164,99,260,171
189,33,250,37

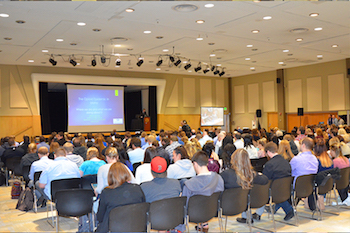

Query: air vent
172,4,198,12
289,28,309,34
110,37,129,42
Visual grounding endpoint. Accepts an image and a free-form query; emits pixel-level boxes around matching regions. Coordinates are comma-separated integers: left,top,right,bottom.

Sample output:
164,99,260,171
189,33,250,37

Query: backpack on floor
11,181,23,199
16,187,34,211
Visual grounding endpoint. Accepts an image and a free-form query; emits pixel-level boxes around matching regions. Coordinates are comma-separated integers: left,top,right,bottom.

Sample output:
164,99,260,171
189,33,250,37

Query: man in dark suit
1,138,25,166
263,142,294,221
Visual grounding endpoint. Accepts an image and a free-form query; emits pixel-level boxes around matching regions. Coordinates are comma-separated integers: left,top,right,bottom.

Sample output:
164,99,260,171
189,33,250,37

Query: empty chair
5,157,22,186
269,176,294,232
149,196,187,231
292,174,317,225
187,192,221,232
219,188,249,232
108,202,150,232
55,189,94,232
248,181,272,232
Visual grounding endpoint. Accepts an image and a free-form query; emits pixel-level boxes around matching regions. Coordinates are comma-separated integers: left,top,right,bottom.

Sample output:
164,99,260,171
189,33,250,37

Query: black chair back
188,192,221,223
22,165,31,184
109,202,150,232
6,157,22,176
51,177,81,200
149,196,187,230
55,189,94,217
317,177,334,195
294,174,316,198
220,188,249,216
335,167,350,190
250,181,271,208
81,174,97,191
34,171,42,183
251,157,268,173
132,162,142,175
270,176,293,204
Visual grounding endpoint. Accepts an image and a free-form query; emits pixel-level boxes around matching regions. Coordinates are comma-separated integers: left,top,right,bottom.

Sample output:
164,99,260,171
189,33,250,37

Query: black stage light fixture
91,57,97,67
203,66,210,74
115,58,121,66
49,56,57,66
101,56,106,64
136,58,144,67
174,58,181,66
156,57,163,66
169,55,175,63
194,62,202,72
211,65,215,71
213,67,219,75
184,63,192,70
219,69,225,77
69,58,77,66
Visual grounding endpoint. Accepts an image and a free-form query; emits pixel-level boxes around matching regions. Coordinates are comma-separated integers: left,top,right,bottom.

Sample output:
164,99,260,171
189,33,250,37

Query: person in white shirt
29,147,54,182
198,129,213,148
214,132,226,155
128,137,145,164
135,147,157,184
233,132,244,149
167,146,196,179
243,134,258,159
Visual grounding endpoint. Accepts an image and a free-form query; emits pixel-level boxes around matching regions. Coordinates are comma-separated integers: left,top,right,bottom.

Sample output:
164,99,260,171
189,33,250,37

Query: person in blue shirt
79,147,106,176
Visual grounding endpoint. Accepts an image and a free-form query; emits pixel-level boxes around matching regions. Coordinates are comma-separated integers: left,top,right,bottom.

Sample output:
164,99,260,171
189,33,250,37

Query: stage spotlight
136,58,144,67
156,57,163,66
101,56,106,64
69,58,77,66
211,65,215,71
194,62,202,72
184,63,192,70
49,56,57,66
169,55,175,63
203,67,210,74
91,57,97,67
213,68,219,75
219,69,225,77
174,58,181,66
115,58,121,66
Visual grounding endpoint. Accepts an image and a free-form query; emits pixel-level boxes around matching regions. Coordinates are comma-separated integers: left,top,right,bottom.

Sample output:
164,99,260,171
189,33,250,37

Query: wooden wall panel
287,112,337,132
267,112,278,130
0,115,42,139
158,114,200,131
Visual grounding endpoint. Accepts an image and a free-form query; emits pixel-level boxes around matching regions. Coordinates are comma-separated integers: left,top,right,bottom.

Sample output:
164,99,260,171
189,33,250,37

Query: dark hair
39,136,46,143
222,135,233,149
202,142,215,157
156,147,170,166
144,147,157,163
116,147,130,164
130,137,141,148
174,146,189,159
314,138,327,157
192,151,209,166
162,138,170,148
299,126,305,134
221,143,236,169
234,132,242,139
243,134,254,148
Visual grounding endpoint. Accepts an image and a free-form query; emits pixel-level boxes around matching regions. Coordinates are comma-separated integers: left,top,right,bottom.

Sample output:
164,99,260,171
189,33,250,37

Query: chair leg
248,207,252,233
33,189,37,213
291,193,299,227
269,200,276,233
56,211,59,232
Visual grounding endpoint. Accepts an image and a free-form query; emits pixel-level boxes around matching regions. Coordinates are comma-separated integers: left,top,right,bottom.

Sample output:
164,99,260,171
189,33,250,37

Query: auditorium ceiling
0,1,349,78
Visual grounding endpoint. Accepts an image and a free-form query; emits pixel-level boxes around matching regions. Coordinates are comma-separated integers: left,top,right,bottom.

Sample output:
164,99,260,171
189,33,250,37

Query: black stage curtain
39,82,51,134
125,91,142,131
149,86,157,130
48,91,67,133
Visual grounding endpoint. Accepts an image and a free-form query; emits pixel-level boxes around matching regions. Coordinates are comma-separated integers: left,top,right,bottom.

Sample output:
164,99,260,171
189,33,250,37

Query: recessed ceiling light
247,45,253,48
56,38,64,42
77,63,80,66
4,37,12,40
77,22,86,26
143,30,151,34
217,64,222,66
309,13,319,17
0,13,9,18
263,16,272,20
250,67,255,70
296,38,303,42
114,44,121,47
162,49,169,52
125,8,134,13
28,60,34,63
210,54,216,57
183,61,188,64
42,49,48,53
92,28,101,32
245,58,251,61
204,4,214,8
196,20,205,24
156,68,161,70
314,27,323,31
283,49,289,53
279,62,284,64
196,37,203,41
188,70,192,72
115,66,120,68
252,30,260,34
16,20,25,24
317,55,323,58
332,44,338,48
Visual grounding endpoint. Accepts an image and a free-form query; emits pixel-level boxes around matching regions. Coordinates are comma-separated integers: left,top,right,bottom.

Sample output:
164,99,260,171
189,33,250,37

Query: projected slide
67,85,125,132
201,107,224,126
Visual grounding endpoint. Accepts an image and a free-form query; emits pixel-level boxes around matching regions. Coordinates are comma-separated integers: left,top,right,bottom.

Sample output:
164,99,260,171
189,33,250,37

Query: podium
144,117,151,131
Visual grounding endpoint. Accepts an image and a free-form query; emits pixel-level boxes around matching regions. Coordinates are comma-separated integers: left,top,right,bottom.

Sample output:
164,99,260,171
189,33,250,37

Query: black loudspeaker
297,108,304,116
256,109,262,118
276,77,281,84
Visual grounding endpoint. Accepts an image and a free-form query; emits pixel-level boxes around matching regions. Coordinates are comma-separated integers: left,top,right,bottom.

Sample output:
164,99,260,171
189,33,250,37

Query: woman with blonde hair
190,138,202,152
96,162,145,232
184,141,197,159
278,140,294,162
314,138,333,172
257,138,267,158
220,149,268,223
79,147,106,176
48,141,59,159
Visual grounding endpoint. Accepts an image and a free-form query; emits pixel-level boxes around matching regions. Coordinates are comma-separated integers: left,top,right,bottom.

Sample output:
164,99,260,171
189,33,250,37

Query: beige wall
0,64,229,137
